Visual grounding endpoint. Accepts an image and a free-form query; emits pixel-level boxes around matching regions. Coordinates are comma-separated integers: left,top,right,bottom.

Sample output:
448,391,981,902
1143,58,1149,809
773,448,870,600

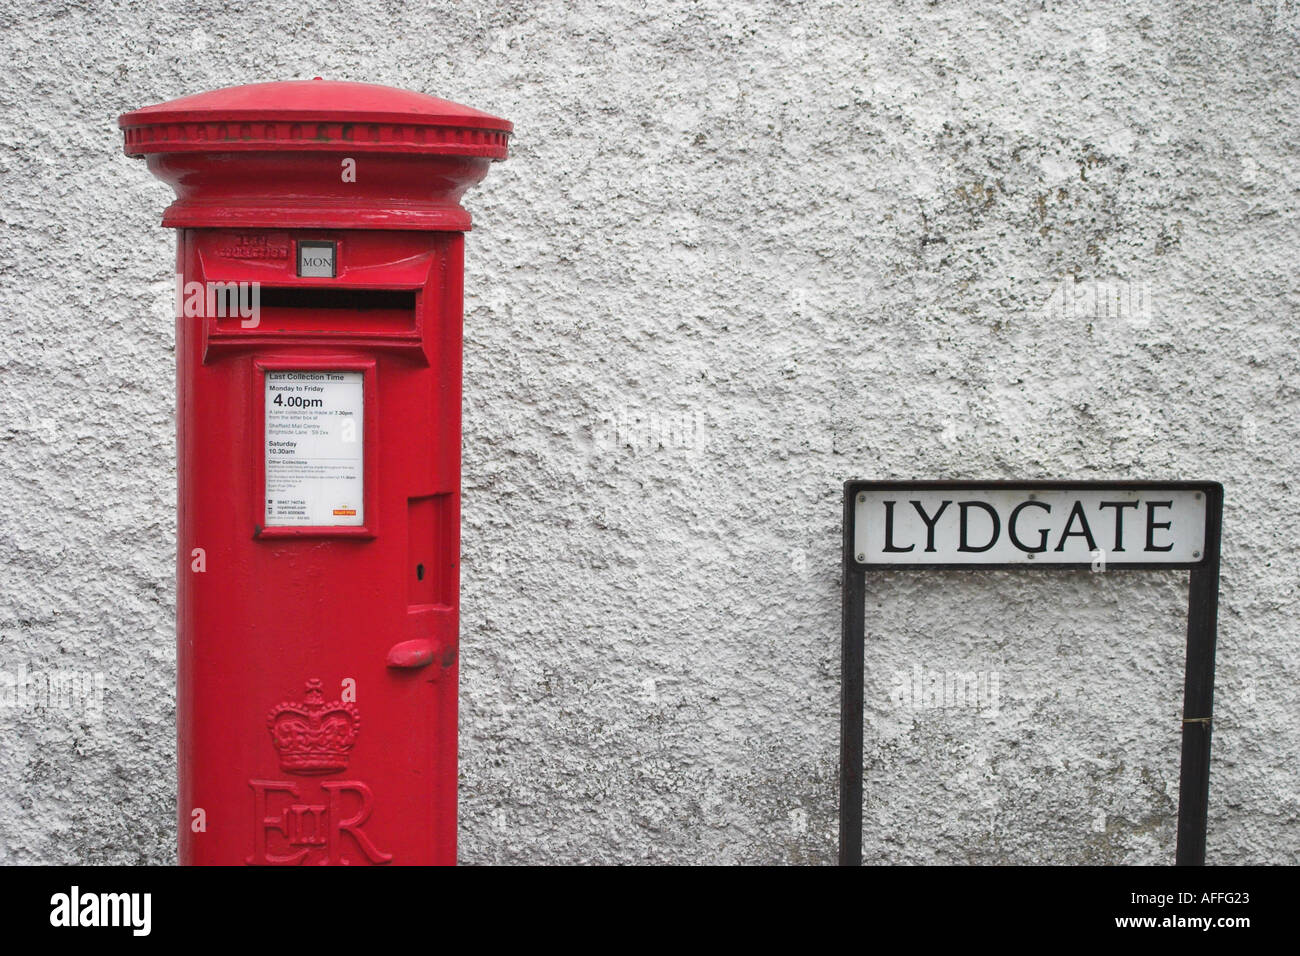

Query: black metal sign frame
839,479,1224,866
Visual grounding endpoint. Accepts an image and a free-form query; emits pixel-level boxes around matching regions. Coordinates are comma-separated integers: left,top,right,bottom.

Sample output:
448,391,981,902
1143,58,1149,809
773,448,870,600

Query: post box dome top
120,79,511,160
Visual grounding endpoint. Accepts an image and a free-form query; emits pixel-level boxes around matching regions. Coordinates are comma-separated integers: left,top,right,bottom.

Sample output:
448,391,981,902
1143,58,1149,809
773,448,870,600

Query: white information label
854,487,1207,566
265,371,364,527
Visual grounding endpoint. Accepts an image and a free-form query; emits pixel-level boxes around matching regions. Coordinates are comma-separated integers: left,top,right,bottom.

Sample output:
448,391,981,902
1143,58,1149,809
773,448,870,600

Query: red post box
119,80,510,865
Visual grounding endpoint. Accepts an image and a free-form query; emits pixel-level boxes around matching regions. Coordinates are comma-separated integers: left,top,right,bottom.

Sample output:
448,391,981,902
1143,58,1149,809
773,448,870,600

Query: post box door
177,228,465,865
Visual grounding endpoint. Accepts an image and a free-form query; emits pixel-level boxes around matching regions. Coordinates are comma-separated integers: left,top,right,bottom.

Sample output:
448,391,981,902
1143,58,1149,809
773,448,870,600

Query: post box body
121,82,510,865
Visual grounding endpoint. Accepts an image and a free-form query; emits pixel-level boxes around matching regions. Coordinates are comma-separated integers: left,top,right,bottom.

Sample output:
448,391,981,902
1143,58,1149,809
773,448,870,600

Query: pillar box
119,80,511,865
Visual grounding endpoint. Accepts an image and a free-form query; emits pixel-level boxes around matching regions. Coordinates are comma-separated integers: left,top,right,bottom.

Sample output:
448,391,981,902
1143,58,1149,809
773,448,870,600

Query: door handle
386,638,436,669
389,605,458,674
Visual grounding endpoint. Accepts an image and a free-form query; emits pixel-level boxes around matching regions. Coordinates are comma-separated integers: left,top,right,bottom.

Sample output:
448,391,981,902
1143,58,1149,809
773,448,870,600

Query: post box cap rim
118,79,512,133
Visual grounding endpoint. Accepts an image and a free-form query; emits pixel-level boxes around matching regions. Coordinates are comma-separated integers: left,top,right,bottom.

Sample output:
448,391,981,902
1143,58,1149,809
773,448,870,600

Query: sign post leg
1175,492,1222,865
839,491,865,865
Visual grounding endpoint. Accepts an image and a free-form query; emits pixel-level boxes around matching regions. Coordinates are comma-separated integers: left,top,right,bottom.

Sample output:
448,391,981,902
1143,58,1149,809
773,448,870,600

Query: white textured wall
1,0,1298,864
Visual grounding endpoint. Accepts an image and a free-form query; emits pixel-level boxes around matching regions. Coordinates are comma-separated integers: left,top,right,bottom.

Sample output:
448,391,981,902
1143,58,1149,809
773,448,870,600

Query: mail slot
119,79,511,865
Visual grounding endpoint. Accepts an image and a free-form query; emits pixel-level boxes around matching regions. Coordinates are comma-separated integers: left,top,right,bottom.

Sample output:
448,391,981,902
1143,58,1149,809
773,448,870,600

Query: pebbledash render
1,2,1296,866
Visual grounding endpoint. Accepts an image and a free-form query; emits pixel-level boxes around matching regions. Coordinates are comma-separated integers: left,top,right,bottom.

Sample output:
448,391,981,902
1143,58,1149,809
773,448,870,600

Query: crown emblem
267,679,359,775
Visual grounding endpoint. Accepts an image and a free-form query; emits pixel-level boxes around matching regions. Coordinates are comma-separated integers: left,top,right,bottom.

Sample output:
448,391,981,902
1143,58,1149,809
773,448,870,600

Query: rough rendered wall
1,1,1298,865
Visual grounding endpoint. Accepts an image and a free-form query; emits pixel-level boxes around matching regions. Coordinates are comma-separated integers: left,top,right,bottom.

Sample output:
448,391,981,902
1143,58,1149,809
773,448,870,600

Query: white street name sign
853,485,1210,566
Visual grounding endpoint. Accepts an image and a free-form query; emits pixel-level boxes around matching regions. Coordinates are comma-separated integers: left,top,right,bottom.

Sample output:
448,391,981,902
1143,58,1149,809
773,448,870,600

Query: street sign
839,480,1224,866
854,485,1208,567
